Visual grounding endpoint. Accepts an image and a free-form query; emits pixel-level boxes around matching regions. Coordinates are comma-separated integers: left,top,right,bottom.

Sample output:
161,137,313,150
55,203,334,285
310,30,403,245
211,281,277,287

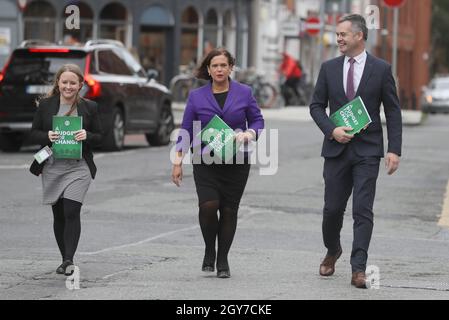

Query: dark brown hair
195,48,236,80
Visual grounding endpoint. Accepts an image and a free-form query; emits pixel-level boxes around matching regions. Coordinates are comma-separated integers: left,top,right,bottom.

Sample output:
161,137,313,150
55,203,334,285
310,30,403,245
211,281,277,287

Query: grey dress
41,104,92,205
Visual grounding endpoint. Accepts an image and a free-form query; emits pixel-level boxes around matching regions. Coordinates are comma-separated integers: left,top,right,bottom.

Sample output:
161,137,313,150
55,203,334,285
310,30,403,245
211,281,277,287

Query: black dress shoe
217,269,231,278
56,260,73,275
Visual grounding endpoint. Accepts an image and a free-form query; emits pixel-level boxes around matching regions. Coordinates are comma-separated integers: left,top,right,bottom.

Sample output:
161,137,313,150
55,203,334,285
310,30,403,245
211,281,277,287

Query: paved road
1,114,449,300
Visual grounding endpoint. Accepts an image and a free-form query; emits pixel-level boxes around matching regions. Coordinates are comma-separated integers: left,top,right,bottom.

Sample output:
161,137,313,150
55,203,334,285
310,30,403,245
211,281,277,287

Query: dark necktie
346,57,356,101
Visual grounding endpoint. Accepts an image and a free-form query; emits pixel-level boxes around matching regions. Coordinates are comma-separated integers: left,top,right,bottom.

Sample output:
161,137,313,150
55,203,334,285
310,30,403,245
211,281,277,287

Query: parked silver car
421,76,449,114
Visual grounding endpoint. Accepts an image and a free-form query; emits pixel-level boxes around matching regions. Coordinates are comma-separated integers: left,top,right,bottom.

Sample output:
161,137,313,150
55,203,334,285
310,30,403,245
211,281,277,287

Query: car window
434,79,449,90
97,49,133,76
118,48,146,77
87,51,99,74
3,49,86,84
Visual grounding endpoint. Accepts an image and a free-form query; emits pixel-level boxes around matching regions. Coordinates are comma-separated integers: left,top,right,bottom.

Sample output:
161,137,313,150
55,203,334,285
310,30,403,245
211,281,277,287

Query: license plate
26,85,53,94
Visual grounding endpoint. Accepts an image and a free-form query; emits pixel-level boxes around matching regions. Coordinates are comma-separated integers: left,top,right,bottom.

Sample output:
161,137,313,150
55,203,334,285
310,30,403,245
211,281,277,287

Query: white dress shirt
343,50,367,96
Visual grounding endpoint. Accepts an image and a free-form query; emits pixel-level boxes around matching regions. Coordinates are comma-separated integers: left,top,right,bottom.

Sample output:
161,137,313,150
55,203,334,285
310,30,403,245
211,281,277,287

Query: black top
213,91,228,109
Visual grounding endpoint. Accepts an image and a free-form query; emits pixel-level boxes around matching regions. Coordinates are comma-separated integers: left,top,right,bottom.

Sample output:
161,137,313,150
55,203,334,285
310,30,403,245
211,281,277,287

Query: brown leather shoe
319,247,342,276
351,271,367,289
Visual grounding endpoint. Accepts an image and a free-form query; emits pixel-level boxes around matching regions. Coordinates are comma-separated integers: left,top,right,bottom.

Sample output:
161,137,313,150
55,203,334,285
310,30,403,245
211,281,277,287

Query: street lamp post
16,0,28,43
392,7,399,79
382,0,406,79
316,0,325,84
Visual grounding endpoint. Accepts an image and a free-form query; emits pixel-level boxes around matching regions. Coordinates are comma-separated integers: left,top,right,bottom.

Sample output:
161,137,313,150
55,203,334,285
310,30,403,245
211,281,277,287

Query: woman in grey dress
29,64,102,275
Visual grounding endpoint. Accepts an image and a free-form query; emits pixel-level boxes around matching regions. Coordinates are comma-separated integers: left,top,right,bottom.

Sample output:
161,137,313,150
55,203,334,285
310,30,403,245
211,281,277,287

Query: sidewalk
172,102,423,126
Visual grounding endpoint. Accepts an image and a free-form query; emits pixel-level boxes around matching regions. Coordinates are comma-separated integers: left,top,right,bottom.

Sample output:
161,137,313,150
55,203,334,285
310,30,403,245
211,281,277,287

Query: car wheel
0,133,23,152
103,108,125,151
146,105,174,146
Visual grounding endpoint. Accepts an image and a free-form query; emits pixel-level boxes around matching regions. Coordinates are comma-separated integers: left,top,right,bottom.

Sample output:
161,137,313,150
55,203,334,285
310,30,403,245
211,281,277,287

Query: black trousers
322,144,380,272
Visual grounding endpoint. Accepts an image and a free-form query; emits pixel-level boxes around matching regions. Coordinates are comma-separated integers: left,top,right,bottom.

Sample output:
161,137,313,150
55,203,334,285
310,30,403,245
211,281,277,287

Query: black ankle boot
56,260,73,275
217,268,231,278
216,260,231,278
202,255,215,272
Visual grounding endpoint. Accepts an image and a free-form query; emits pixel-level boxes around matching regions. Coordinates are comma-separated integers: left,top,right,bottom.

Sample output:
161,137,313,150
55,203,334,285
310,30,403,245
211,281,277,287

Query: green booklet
198,115,237,162
52,116,82,159
329,96,372,135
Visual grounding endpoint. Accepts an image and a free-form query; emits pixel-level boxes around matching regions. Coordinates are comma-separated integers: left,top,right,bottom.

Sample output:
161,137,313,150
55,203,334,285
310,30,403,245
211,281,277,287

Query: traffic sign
305,17,320,36
382,0,406,8
281,20,300,37
17,0,28,12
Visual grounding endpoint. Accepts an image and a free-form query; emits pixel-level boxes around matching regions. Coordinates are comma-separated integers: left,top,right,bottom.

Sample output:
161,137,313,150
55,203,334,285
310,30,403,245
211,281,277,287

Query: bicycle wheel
172,78,193,102
257,83,277,108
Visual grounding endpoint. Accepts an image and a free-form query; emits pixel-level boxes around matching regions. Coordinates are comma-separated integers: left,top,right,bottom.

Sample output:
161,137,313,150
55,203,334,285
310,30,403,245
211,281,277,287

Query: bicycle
170,74,195,102
235,67,278,108
169,64,207,102
279,74,314,106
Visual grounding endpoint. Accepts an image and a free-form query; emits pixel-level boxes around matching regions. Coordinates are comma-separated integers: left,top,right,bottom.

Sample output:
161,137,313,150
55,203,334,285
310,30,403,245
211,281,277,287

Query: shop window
223,10,236,55
99,2,128,44
180,6,199,67
204,9,218,50
24,0,56,42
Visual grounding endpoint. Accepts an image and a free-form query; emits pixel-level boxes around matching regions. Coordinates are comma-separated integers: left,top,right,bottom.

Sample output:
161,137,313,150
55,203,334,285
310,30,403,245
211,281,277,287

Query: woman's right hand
48,130,59,142
172,164,183,187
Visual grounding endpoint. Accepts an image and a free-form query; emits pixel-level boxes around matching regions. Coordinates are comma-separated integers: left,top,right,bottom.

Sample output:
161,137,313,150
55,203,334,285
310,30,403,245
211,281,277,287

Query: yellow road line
438,180,449,227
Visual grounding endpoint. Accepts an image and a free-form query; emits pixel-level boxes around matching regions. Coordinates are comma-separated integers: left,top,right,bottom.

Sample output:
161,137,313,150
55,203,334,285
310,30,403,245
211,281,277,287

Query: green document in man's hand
52,116,82,159
329,96,372,135
199,115,237,162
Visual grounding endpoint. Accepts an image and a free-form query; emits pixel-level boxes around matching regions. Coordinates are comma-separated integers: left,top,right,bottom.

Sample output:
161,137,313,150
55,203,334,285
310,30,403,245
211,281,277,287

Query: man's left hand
385,152,400,175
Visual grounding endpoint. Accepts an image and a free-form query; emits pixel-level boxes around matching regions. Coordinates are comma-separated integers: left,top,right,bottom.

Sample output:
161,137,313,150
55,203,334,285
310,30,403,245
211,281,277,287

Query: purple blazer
176,79,265,153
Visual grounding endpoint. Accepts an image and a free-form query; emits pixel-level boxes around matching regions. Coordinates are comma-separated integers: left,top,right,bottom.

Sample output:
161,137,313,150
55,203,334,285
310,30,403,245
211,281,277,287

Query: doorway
139,27,169,84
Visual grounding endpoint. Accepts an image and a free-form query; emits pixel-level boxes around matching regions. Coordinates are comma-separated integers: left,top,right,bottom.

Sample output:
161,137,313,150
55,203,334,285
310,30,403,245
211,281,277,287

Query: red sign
305,17,320,36
382,0,406,8
17,0,28,12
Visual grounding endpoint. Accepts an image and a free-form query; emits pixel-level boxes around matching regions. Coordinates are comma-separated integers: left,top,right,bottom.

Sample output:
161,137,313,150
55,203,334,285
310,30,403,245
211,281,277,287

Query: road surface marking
80,206,259,256
0,164,29,169
438,179,449,227
80,225,200,255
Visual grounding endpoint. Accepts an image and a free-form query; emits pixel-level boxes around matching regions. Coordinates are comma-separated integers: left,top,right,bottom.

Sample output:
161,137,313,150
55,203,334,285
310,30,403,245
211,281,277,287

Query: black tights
199,200,238,271
51,198,82,262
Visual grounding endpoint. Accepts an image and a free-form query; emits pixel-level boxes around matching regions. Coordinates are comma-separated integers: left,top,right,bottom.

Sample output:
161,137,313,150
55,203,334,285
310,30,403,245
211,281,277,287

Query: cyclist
280,52,303,105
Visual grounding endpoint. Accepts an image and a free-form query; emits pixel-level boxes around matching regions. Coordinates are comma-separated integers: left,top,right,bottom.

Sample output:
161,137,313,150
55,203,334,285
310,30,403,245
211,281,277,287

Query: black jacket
29,95,103,178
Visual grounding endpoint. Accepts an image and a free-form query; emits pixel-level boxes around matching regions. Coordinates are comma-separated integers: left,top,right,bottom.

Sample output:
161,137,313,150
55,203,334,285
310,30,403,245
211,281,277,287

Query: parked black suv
0,39,174,151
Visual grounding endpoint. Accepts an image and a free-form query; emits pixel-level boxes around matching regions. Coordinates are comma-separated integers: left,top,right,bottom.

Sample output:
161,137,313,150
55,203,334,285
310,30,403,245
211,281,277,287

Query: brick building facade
375,0,432,110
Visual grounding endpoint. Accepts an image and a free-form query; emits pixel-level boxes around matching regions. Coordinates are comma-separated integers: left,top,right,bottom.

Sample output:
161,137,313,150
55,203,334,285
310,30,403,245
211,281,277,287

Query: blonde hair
40,63,84,115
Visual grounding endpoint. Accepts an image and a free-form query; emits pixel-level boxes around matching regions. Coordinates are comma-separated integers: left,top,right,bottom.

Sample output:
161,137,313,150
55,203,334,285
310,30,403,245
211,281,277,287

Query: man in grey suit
309,14,402,288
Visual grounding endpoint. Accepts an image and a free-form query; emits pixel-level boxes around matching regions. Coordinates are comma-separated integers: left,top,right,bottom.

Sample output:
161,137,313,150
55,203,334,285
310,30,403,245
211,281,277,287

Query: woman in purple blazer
172,48,264,278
